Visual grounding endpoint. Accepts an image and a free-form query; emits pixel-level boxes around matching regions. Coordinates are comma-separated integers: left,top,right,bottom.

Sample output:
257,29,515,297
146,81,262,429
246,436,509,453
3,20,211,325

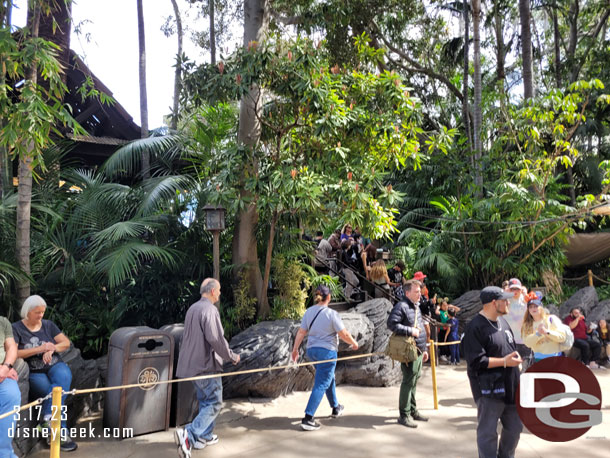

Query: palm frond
137,175,196,216
0,261,32,290
96,242,180,288
102,135,184,178
91,216,165,245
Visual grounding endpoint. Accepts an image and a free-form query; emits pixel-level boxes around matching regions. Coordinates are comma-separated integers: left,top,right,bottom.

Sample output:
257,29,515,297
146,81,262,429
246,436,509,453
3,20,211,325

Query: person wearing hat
291,285,359,431
502,278,531,368
521,292,570,363
463,286,523,458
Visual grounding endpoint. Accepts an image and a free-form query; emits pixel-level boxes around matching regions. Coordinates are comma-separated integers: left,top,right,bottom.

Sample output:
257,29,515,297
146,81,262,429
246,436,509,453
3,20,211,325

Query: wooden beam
75,102,101,124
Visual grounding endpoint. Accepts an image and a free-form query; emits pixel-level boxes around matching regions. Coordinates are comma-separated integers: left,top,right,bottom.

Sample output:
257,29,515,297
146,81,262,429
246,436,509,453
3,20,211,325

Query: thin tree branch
570,8,610,82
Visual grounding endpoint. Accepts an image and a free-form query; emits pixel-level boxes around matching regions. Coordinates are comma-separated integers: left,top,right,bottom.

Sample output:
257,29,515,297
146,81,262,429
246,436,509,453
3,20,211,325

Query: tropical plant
270,255,310,320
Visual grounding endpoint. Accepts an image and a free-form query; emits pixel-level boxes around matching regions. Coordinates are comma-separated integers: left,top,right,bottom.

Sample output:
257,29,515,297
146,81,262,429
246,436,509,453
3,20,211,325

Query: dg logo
516,356,602,442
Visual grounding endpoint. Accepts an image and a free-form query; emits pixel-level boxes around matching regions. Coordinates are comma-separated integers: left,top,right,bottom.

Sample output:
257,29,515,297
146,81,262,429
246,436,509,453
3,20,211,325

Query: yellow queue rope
1,339,465,422
3,339,464,457
0,396,49,421
70,351,383,396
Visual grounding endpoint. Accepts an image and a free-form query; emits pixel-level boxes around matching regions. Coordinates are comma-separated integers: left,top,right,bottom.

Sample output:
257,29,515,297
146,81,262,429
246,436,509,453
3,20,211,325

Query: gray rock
453,290,482,333
338,312,374,355
222,320,314,399
335,354,402,386
559,286,598,318
338,298,401,386
351,298,394,351
587,299,610,324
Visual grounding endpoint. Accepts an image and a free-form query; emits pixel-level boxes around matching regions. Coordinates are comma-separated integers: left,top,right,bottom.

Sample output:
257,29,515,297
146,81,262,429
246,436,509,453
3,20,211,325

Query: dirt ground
26,362,610,458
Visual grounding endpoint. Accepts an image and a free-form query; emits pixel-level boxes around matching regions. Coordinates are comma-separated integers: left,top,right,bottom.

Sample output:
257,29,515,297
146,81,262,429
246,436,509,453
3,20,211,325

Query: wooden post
50,386,62,458
429,339,438,410
588,269,593,287
213,230,220,282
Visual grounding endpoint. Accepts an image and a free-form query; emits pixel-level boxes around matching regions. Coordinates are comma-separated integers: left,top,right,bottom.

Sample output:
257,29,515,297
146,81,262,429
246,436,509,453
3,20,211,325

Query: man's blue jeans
186,377,222,444
0,378,20,458
29,362,72,431
305,347,339,417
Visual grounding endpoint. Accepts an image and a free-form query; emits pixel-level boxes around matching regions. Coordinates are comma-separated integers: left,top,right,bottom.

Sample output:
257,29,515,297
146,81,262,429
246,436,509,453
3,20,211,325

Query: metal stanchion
50,386,62,458
429,339,438,410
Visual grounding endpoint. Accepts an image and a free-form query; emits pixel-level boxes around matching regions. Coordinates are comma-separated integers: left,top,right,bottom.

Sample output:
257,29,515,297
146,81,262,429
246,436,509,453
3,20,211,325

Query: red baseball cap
413,271,427,281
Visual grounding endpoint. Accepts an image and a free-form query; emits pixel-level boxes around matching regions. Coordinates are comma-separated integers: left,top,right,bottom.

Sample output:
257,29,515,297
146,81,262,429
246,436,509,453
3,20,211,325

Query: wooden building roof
63,51,141,168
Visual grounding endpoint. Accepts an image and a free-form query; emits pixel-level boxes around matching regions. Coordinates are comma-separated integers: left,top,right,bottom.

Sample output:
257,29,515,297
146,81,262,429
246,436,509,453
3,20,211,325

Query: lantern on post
203,205,226,281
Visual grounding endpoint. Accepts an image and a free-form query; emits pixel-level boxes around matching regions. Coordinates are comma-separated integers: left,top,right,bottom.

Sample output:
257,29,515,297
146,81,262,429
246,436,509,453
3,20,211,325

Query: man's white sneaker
193,434,219,450
174,428,191,458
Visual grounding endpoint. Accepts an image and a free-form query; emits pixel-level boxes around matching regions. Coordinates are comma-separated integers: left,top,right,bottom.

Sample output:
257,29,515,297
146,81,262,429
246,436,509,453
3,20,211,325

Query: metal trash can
160,324,199,427
104,327,174,436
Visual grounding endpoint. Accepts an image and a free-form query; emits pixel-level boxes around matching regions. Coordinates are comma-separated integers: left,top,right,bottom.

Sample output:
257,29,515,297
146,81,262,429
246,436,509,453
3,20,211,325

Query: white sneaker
193,434,219,450
440,355,449,363
174,428,192,458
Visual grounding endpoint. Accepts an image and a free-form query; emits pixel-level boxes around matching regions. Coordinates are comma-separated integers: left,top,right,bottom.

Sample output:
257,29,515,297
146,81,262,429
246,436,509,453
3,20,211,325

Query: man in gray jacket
174,278,240,458
387,279,430,428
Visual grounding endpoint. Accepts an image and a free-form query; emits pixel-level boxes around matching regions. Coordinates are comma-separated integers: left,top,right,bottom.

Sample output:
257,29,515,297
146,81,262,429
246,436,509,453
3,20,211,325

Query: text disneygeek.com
9,424,134,440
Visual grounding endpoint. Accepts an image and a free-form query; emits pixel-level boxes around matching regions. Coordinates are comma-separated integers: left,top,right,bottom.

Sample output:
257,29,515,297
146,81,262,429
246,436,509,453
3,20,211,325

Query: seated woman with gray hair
11,295,77,452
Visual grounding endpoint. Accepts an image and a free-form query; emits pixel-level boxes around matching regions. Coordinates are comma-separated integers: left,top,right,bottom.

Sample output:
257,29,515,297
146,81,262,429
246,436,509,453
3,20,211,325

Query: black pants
475,397,522,458
573,338,601,365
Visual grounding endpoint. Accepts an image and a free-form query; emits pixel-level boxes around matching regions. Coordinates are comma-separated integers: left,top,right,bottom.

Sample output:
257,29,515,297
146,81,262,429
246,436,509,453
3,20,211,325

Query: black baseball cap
480,286,513,304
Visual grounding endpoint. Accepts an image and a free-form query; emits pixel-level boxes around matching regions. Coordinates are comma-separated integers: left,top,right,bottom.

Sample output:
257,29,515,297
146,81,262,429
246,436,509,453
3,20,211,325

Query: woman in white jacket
521,292,570,363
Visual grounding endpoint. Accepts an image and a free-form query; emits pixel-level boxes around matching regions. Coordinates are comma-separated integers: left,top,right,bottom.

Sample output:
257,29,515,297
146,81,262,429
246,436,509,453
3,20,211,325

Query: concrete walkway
27,363,610,458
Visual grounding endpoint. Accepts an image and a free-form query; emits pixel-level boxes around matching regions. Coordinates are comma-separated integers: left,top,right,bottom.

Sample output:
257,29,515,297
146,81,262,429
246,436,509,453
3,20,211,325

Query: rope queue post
50,386,62,458
0,344,465,458
429,339,438,410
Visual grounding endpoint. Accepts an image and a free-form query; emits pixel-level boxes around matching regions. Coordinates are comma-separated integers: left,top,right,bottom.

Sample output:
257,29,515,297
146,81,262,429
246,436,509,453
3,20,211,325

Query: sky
13,0,212,129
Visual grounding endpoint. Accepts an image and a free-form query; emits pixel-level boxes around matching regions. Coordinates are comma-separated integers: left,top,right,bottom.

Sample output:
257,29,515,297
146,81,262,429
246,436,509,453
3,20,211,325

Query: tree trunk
170,0,182,130
494,1,505,85
567,1,579,63
16,0,41,305
209,0,216,65
137,0,150,177
0,1,10,199
234,0,268,316
519,0,534,99
260,210,278,317
472,0,483,193
462,0,472,149
552,4,561,87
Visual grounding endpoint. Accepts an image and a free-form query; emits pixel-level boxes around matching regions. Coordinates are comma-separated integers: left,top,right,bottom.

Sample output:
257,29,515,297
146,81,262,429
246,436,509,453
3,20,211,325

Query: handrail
329,255,400,303
315,255,369,302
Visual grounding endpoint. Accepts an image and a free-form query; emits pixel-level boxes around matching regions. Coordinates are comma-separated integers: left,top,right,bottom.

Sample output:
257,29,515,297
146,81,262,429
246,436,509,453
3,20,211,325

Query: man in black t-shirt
463,286,523,458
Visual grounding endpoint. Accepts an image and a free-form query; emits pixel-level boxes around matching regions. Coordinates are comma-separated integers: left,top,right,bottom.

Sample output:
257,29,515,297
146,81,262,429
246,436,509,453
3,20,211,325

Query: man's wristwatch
2,363,13,369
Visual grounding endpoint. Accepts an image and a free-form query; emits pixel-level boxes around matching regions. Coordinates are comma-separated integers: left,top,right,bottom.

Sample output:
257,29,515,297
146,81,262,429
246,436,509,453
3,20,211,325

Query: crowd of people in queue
3,267,609,458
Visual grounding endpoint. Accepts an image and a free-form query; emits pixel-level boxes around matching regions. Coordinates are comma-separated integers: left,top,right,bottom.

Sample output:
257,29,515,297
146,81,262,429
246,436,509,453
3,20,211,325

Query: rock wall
336,298,402,386
222,299,402,398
